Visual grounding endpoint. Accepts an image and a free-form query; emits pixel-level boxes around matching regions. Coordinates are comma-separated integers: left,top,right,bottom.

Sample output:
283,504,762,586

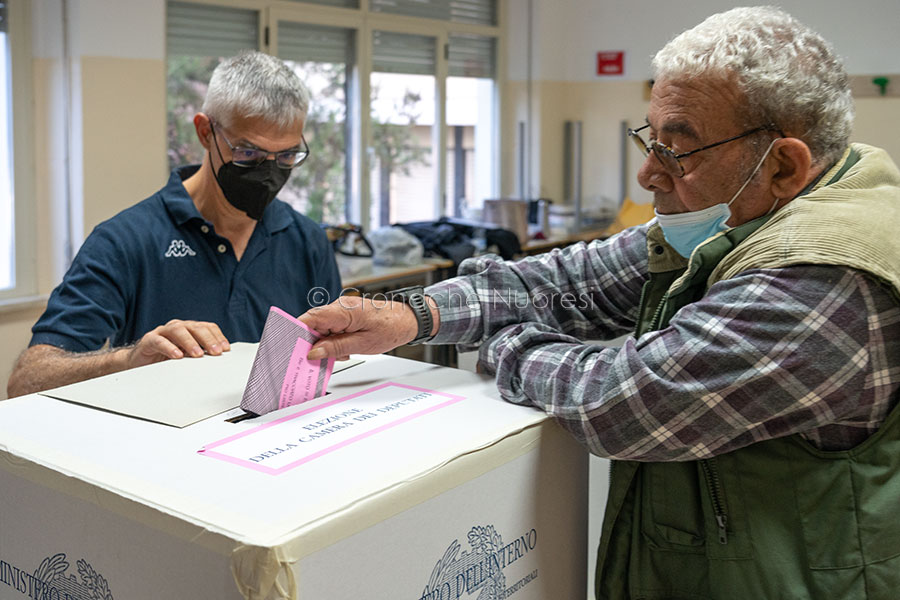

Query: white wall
1,0,168,398
32,0,167,249
503,0,900,210
510,0,900,81
73,0,165,59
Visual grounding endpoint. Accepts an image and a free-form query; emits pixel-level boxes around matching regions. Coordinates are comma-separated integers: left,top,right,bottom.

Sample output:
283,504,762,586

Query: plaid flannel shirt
426,223,900,461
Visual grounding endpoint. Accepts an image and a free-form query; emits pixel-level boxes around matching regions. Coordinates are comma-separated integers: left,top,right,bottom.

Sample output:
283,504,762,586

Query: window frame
0,0,37,303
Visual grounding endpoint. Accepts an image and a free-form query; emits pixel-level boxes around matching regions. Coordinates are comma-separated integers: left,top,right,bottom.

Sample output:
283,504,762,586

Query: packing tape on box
231,545,297,600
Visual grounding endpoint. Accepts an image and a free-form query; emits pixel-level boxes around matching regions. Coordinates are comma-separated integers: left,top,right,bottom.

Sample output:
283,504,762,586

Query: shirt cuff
425,276,484,346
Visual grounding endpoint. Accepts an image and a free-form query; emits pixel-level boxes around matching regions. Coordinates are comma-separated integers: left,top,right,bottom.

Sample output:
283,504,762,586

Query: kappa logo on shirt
164,239,197,258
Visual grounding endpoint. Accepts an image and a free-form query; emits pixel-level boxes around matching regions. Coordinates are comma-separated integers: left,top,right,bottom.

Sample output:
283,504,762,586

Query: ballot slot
224,391,334,424
225,411,259,424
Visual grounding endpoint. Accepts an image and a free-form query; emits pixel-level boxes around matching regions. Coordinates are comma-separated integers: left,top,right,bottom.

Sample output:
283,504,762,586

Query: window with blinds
448,33,495,79
369,31,493,78
275,22,355,223
281,0,359,8
369,31,437,226
278,22,353,65
372,31,436,75
165,2,259,169
164,0,501,226
446,34,496,217
167,1,258,58
370,0,496,26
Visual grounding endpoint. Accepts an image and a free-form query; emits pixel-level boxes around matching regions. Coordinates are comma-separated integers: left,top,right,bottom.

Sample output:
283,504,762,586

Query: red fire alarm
597,51,624,76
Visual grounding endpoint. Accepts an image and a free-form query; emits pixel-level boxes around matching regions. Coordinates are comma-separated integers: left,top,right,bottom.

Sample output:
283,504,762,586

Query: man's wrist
388,285,436,345
424,295,440,338
118,342,145,370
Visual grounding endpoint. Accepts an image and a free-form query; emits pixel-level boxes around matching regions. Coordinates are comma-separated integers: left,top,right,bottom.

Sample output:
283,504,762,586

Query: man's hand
126,319,231,369
301,296,425,360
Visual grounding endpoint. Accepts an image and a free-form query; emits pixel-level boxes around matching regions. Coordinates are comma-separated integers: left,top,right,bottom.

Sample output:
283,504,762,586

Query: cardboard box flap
38,343,259,427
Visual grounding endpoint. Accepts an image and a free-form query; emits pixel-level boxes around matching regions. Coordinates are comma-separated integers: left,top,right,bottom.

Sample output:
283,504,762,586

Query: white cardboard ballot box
0,346,588,600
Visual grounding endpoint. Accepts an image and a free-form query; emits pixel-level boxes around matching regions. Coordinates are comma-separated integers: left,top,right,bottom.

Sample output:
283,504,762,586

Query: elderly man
301,7,900,600
7,51,341,398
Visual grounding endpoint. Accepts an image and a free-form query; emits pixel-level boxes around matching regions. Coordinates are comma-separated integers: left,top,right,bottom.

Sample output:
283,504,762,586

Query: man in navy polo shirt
7,51,341,397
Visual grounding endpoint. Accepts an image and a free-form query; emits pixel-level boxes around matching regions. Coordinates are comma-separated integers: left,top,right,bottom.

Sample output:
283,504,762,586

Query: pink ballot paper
240,307,335,415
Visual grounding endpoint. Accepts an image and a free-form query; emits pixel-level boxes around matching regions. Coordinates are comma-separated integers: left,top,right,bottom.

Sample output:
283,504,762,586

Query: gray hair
201,50,310,130
652,6,853,166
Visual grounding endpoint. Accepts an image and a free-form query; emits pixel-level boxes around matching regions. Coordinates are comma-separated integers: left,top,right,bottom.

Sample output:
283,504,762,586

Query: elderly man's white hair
652,6,853,166
201,50,310,130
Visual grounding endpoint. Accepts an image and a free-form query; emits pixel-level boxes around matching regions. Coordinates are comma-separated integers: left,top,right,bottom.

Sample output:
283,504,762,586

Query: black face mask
210,158,290,220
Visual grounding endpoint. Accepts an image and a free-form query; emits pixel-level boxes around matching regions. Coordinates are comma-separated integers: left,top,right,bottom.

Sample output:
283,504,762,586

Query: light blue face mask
655,138,779,258
654,203,732,258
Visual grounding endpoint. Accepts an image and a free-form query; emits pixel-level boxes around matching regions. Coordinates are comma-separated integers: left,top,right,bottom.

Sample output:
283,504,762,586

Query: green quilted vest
595,147,900,600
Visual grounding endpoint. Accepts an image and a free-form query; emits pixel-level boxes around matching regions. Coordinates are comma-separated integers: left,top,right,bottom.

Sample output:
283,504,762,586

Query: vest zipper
699,458,728,544
646,292,668,335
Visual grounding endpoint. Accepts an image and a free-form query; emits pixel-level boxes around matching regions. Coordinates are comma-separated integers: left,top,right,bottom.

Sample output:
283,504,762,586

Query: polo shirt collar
162,165,204,227
162,164,294,234
259,196,293,234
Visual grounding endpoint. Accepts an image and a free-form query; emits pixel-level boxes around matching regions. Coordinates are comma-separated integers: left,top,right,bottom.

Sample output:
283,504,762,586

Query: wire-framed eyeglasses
627,122,779,178
211,122,309,169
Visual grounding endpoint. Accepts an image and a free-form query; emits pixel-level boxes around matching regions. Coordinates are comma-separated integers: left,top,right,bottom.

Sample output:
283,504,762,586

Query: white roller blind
278,22,353,64
370,0,496,26
448,33,495,78
372,31,435,75
167,1,258,57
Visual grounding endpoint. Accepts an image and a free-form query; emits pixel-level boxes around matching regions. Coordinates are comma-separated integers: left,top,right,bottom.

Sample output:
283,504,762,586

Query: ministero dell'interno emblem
419,525,538,600
0,553,114,600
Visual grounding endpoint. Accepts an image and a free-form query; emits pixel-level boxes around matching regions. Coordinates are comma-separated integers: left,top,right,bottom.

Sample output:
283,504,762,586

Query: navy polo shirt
31,166,342,352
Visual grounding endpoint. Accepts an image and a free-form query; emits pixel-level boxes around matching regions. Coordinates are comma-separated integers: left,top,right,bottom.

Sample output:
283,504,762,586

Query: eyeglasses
211,122,309,169
627,122,778,178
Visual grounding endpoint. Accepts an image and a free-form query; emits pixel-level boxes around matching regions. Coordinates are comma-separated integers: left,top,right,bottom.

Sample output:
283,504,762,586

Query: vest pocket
791,453,866,569
641,461,706,551
788,421,900,570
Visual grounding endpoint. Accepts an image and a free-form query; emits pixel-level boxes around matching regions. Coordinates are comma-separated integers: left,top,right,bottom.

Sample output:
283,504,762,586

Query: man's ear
194,113,213,151
768,137,814,200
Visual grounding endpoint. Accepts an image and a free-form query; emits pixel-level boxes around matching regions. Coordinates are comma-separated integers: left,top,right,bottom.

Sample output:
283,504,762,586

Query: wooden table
337,255,456,290
521,228,610,256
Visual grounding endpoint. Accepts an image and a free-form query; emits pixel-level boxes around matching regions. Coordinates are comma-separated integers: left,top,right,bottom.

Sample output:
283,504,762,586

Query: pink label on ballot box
201,383,464,475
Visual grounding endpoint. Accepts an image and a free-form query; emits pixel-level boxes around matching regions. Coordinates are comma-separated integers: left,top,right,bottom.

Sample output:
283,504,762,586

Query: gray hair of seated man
201,50,310,131
652,6,854,167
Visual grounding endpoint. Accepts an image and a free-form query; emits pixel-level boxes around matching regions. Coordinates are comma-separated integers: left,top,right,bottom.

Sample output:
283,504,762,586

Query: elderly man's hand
301,296,420,360
127,319,231,368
